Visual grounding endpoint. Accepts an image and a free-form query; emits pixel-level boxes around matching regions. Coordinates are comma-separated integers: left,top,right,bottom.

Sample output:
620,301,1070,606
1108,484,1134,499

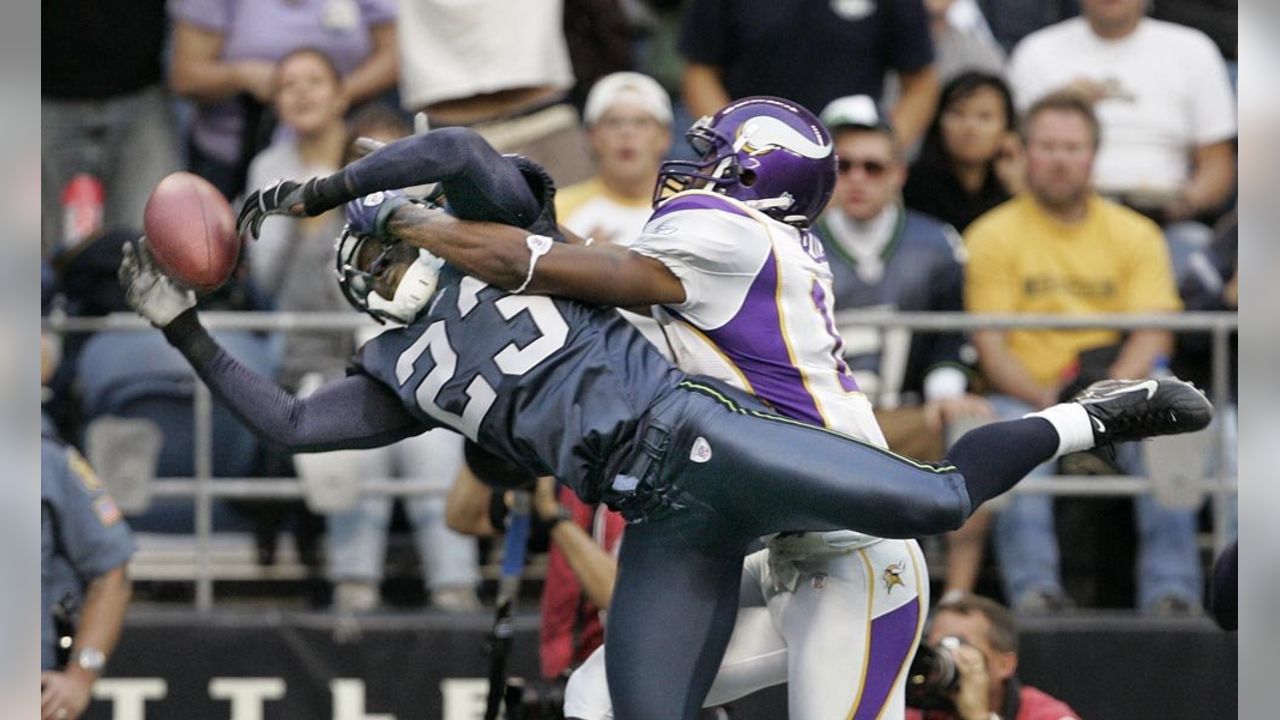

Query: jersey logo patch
882,561,906,593
690,436,713,463
362,191,385,206
94,495,123,526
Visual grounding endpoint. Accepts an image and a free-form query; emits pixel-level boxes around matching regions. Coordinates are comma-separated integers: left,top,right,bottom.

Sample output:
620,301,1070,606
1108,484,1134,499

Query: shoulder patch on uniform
67,448,102,492
690,436,713,463
93,495,123,526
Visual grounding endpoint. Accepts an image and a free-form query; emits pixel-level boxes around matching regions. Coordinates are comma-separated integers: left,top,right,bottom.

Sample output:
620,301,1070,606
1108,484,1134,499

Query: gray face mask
336,230,445,325
365,248,446,323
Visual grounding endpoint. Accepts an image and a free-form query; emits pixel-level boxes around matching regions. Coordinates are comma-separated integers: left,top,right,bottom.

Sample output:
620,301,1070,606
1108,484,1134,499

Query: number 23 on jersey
394,277,570,439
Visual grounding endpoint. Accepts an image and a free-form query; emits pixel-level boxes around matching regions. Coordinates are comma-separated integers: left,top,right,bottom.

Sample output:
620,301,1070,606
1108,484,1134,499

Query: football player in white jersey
375,96,930,719
563,99,927,720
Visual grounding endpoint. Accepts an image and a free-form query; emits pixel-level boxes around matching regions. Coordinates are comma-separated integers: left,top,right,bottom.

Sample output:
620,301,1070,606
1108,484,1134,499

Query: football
142,171,239,292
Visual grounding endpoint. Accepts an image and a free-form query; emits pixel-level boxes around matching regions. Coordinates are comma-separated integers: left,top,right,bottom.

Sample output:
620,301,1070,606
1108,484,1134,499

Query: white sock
1024,403,1095,459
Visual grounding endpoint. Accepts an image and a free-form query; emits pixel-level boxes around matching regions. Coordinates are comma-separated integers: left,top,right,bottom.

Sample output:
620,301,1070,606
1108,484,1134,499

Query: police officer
41,434,134,720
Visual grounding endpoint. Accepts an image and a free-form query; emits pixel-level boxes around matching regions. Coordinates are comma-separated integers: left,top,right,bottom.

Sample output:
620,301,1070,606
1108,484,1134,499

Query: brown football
142,172,239,292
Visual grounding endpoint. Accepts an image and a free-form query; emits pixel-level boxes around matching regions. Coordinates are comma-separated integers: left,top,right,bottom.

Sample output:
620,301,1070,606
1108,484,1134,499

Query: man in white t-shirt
396,0,593,186
556,72,674,352
1006,0,1236,237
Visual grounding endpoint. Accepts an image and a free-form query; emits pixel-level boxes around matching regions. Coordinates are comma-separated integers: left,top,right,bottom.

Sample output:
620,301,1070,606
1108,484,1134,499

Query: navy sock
944,417,1060,510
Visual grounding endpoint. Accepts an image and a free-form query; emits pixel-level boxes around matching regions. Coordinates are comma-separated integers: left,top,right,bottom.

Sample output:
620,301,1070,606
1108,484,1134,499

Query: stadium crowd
41,0,1237,715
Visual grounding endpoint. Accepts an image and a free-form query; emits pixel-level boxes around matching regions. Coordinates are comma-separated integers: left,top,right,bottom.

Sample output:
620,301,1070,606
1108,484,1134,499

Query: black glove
237,178,314,239
345,189,413,241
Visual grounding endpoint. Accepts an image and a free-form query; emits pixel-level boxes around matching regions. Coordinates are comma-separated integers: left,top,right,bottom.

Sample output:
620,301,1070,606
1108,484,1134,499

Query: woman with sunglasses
903,71,1024,233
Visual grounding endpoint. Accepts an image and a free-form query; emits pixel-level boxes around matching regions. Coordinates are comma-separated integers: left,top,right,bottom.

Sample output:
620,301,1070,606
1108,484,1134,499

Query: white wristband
513,234,554,294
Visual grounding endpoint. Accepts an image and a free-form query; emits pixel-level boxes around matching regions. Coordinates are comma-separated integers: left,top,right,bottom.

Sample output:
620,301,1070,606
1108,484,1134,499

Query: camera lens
905,641,961,710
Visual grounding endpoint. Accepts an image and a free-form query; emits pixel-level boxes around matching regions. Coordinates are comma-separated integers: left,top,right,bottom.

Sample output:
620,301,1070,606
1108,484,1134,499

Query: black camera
502,676,567,720
905,635,967,710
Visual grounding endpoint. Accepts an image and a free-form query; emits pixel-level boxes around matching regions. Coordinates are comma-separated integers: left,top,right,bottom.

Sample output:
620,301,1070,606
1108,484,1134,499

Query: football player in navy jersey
358,99,937,720
122,122,1212,720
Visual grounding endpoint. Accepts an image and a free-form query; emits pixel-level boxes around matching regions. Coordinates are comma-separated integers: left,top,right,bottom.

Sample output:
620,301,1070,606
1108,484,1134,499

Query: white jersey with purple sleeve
632,190,887,549
565,192,924,720
632,190,885,443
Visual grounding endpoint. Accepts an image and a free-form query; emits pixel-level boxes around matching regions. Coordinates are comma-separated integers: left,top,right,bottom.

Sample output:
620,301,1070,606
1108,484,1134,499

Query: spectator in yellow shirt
964,92,1201,615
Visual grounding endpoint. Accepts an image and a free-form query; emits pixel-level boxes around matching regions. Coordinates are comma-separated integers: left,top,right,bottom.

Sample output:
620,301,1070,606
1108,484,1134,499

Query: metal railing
44,310,1238,610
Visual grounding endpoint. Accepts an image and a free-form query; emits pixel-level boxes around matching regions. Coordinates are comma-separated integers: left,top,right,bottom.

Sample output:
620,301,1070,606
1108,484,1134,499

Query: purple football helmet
654,96,837,226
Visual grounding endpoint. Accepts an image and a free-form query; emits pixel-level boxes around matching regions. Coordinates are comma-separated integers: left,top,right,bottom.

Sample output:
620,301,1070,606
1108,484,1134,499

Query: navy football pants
603,380,973,720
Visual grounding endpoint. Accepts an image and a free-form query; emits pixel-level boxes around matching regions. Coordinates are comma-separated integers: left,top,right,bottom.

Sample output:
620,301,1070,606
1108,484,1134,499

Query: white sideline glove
118,237,196,328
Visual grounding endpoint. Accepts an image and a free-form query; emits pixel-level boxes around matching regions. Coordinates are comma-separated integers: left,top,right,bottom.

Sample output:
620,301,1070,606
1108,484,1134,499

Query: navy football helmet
334,227,444,324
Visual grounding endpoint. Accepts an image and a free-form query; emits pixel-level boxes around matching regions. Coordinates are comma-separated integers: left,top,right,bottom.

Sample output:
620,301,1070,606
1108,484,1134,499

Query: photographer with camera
907,593,1080,720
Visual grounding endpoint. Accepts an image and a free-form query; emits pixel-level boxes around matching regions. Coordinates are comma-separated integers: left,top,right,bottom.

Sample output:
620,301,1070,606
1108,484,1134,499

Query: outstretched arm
386,203,687,308
120,240,422,454
238,127,541,238
163,310,423,453
311,127,539,223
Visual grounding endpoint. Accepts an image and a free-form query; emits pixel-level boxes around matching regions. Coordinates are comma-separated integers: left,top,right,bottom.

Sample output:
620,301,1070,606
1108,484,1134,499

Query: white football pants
564,538,927,720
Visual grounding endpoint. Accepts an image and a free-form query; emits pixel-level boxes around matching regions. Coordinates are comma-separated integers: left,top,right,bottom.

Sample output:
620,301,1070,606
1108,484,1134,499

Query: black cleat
1073,378,1213,445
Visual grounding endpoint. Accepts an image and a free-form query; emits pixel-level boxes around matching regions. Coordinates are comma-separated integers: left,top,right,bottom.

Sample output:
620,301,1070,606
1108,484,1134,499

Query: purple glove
344,189,412,240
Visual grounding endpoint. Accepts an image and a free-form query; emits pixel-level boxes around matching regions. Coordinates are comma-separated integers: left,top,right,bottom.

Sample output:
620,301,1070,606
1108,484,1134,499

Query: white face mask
366,248,446,323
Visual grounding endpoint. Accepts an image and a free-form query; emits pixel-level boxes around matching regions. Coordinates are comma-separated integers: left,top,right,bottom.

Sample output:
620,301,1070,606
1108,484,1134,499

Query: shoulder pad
651,190,754,222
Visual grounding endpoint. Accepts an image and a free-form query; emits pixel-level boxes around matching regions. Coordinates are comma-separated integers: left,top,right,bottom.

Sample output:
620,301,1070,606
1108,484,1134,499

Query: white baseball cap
819,94,894,135
583,72,673,126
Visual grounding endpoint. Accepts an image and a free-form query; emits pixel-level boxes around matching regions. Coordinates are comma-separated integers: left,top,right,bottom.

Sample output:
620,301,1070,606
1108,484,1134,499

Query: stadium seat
77,329,279,533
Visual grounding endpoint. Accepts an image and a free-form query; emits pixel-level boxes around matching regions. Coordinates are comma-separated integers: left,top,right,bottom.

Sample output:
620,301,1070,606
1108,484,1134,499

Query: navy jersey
815,207,969,406
354,267,685,503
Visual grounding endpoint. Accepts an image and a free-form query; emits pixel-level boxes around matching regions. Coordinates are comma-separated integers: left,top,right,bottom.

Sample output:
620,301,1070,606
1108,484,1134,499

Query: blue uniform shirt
41,437,135,669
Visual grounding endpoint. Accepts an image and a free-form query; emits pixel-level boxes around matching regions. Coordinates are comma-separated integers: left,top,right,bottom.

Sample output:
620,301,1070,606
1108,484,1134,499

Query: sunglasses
836,158,890,177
